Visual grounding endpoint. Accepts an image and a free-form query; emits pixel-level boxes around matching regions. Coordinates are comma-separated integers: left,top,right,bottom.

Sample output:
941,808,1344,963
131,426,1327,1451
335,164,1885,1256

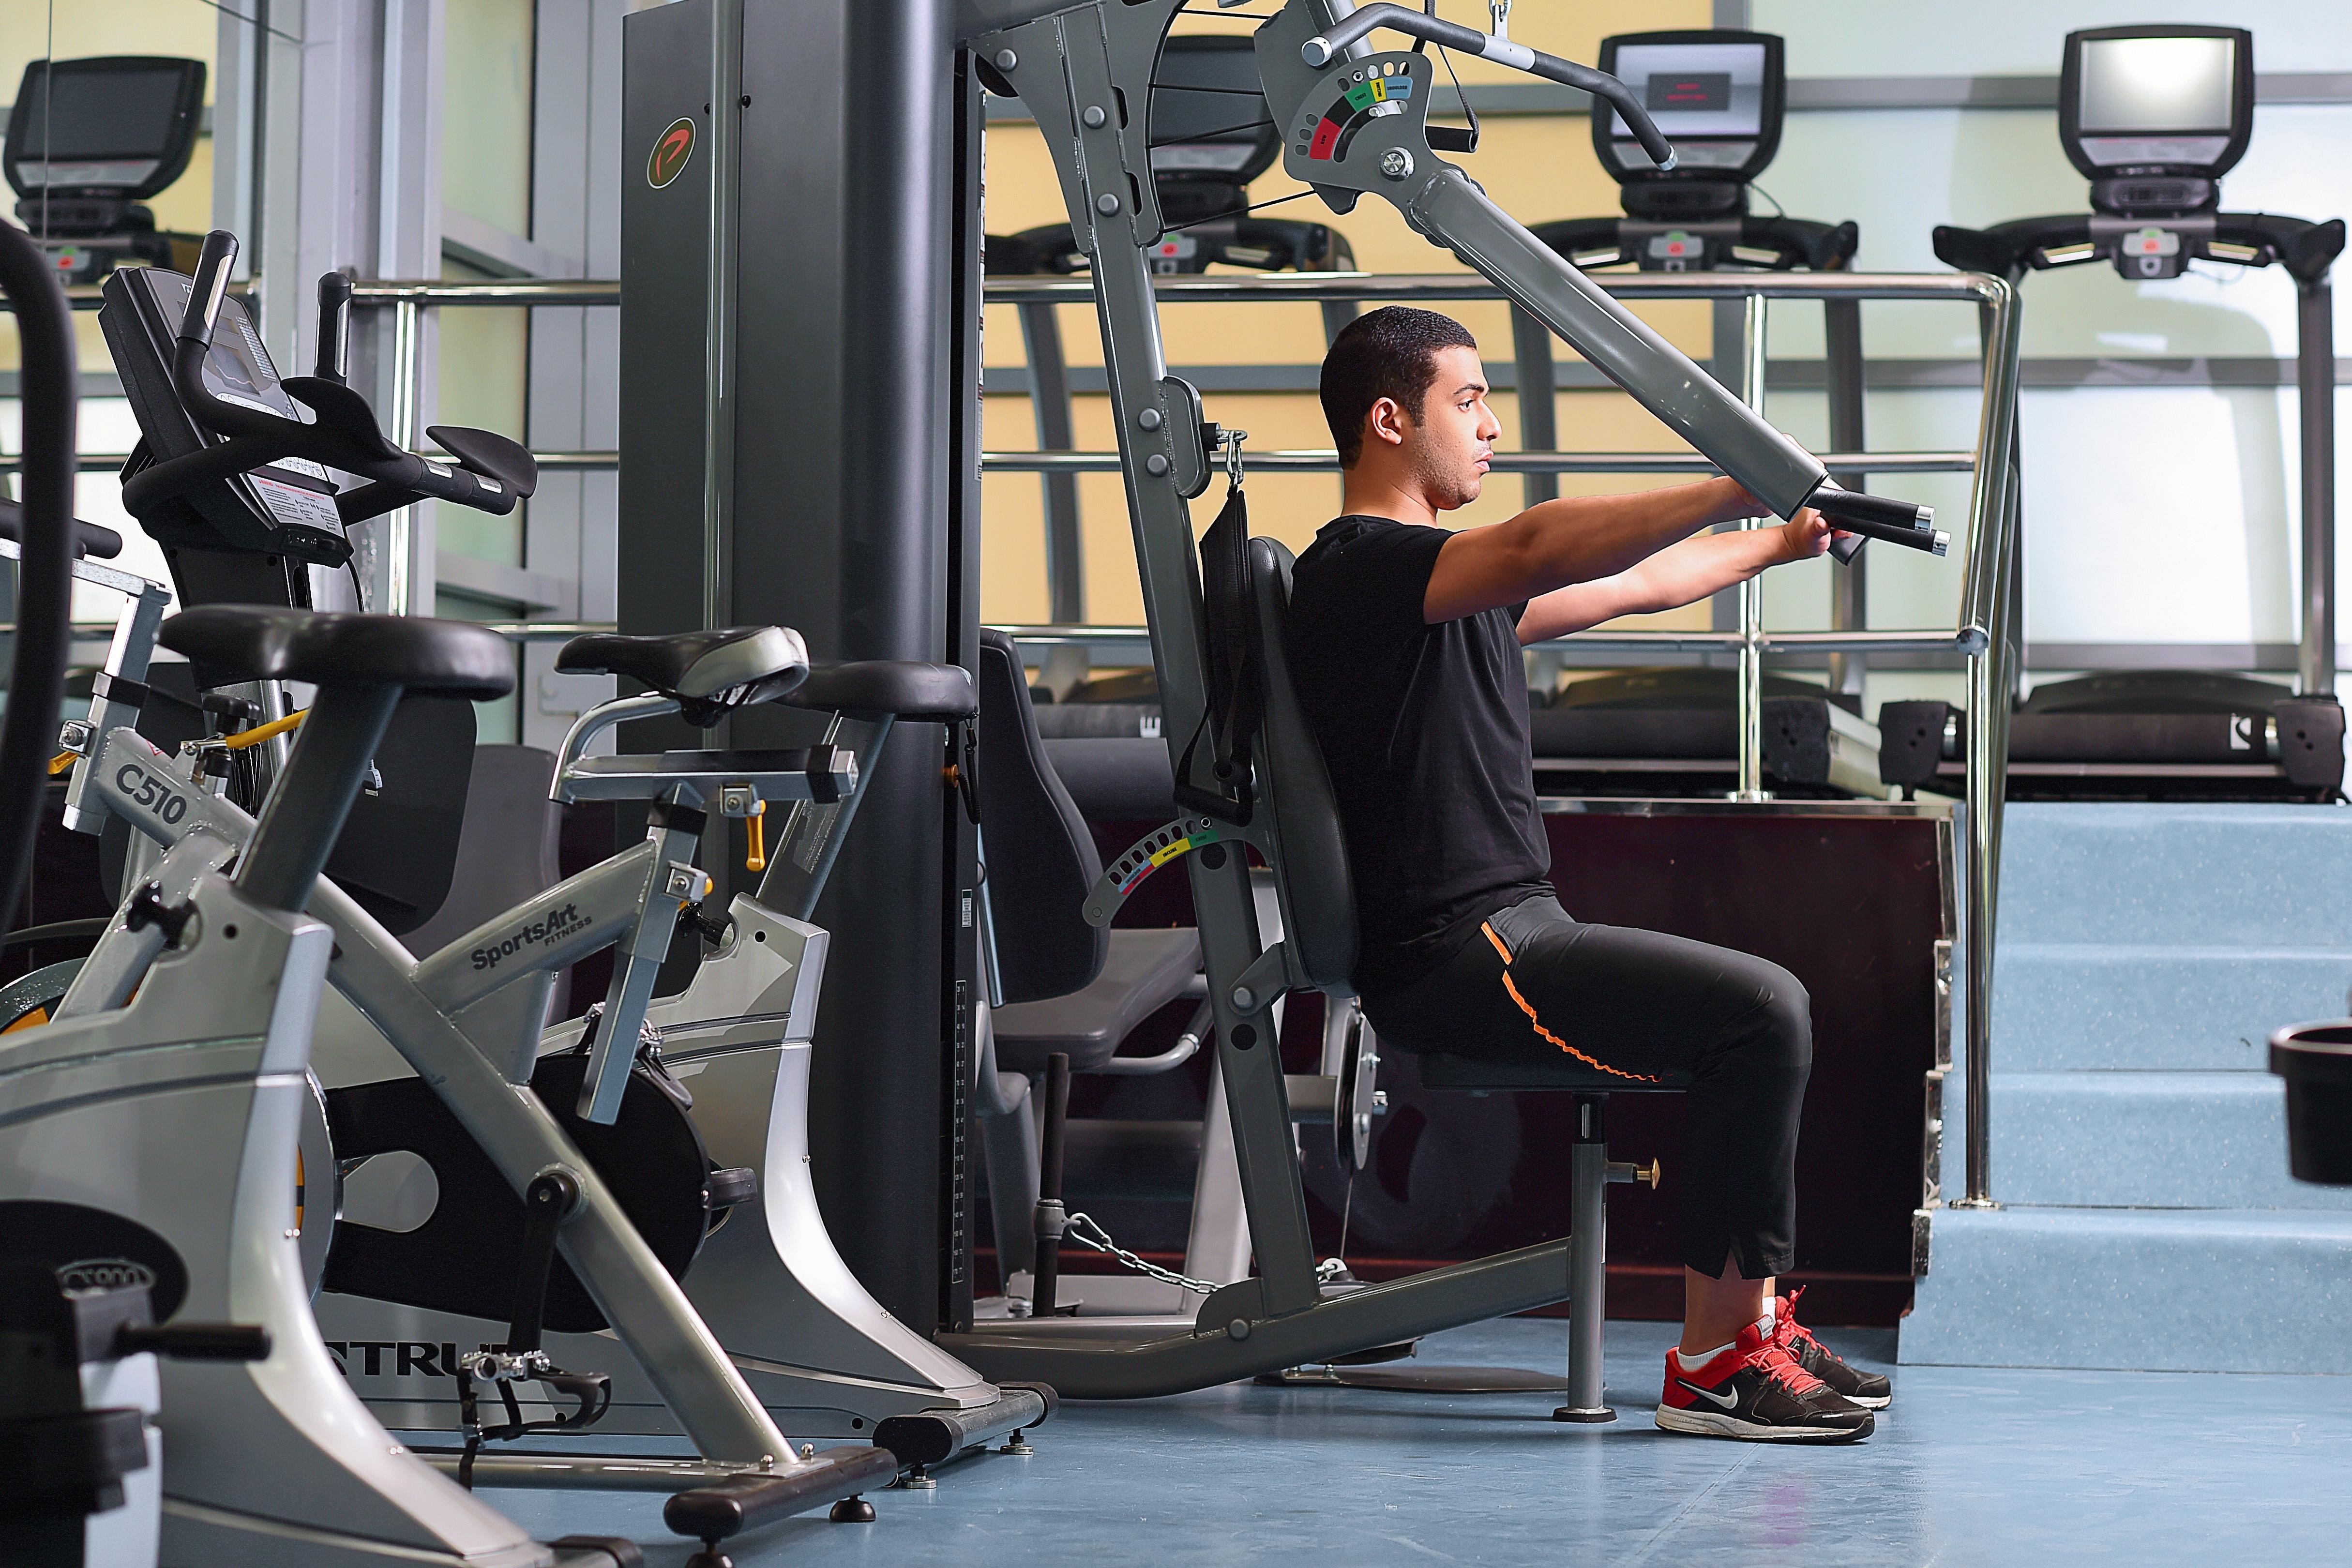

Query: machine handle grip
315,271,353,385
1807,485,1933,535
178,230,240,348
1825,513,1949,558
1303,4,1676,171
1805,486,1949,558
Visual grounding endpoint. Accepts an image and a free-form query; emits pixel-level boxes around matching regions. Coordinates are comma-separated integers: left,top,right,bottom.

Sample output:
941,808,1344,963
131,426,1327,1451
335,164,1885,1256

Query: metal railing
19,266,2019,1207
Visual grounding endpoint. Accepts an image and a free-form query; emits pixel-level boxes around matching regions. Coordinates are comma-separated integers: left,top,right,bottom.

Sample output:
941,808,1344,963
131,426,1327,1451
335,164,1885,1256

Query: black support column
620,0,973,1332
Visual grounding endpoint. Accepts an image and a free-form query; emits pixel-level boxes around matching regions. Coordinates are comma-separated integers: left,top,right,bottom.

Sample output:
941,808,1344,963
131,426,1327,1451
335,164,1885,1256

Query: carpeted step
1901,1205,2352,1373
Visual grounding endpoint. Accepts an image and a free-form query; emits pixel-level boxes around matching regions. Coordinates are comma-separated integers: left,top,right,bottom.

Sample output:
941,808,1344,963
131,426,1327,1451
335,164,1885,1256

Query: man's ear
1364,394,1409,450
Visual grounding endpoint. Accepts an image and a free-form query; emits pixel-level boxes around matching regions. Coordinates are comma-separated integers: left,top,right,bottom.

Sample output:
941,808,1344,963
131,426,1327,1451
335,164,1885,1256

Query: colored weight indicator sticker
1111,822,1227,894
1301,66,1415,164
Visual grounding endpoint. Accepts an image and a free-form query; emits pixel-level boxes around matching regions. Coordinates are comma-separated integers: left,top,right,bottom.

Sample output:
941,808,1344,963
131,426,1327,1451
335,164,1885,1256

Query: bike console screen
100,263,351,566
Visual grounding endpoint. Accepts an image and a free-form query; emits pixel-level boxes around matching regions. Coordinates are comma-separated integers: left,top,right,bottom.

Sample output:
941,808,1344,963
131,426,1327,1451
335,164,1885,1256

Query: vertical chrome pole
701,0,744,632
386,296,422,616
1016,301,1085,628
1733,292,1768,801
1823,297,1868,698
1959,459,2014,1207
1955,278,2022,1211
2297,279,2335,697
1510,305,1559,508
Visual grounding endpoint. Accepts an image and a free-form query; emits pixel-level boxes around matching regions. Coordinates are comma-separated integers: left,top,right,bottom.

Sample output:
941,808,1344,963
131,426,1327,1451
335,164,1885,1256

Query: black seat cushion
976,630,1105,1003
992,926,1203,1073
160,606,514,698
786,659,977,722
556,625,807,703
1415,1052,1692,1094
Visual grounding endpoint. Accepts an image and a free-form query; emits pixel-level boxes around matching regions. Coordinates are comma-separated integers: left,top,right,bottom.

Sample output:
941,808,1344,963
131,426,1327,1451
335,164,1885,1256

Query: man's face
1395,345,1499,510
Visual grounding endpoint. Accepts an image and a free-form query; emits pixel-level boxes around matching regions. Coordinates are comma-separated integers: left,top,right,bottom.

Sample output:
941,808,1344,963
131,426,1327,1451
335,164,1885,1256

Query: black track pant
1360,891,1811,1279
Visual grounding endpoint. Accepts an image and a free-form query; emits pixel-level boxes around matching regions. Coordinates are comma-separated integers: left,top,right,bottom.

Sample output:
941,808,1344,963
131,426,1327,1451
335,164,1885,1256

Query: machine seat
557,625,809,705
161,607,514,698
1415,1052,1692,1095
991,926,1203,1074
785,659,977,723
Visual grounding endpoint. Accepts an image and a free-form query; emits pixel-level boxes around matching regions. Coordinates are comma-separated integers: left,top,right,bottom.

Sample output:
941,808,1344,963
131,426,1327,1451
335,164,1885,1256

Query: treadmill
1509,30,1884,798
1883,25,2346,802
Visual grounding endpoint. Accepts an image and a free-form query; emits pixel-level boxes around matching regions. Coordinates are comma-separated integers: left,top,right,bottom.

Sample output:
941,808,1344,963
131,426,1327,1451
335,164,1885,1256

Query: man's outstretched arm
1423,476,1773,625
1516,512,1837,643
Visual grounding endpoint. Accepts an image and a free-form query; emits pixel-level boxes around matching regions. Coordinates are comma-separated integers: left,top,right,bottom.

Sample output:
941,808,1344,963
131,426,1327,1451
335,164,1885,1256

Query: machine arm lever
1302,4,1677,170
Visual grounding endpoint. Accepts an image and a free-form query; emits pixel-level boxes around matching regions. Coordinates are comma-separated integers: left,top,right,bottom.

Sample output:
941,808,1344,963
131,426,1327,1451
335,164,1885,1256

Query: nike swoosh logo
1675,1378,1741,1410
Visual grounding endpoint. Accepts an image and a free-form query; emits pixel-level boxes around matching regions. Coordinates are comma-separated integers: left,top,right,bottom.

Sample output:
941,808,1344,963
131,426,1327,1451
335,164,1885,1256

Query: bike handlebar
1303,4,1678,172
146,229,525,524
316,271,353,385
180,229,239,350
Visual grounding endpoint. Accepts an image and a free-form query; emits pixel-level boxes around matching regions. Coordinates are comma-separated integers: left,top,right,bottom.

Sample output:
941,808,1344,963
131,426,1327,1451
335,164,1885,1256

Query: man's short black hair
1319,305,1479,467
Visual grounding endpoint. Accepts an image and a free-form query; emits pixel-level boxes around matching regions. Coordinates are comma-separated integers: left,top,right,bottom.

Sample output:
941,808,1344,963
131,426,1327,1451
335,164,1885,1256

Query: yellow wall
979,0,1716,646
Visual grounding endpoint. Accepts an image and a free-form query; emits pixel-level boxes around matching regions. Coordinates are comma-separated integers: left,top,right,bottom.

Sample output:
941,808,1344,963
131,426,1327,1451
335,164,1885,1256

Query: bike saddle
786,660,977,723
161,606,516,698
557,625,811,711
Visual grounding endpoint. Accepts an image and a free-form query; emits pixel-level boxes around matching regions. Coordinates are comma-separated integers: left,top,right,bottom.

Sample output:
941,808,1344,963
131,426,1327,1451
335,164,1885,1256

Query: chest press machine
944,0,1946,1413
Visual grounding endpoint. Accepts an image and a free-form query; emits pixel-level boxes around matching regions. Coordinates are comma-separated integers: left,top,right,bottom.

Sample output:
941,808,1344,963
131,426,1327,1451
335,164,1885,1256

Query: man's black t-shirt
1285,514,1552,995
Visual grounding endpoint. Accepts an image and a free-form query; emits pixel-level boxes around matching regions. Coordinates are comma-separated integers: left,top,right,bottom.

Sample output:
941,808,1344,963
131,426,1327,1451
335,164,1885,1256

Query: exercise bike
47,232,1051,1478
0,218,645,1564
26,230,903,1553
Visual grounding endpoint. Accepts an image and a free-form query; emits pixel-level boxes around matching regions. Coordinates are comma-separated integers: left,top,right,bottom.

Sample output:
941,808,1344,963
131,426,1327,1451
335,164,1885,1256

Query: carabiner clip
1224,427,1248,490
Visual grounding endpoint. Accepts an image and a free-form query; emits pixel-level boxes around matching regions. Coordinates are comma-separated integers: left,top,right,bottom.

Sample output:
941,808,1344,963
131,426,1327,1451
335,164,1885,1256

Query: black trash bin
2269,1021,2352,1186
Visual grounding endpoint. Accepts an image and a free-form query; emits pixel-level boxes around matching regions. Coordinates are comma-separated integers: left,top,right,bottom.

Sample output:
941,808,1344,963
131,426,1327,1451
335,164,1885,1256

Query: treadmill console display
4,57,207,283
2060,26,2252,198
1593,32,1781,181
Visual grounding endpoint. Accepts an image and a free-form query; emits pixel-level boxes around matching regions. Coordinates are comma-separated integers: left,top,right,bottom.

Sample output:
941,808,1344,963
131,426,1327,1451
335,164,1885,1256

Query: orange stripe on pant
1480,920,1666,1084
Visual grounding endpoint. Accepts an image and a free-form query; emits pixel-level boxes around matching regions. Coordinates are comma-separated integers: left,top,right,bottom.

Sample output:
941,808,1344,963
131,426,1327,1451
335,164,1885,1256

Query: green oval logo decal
648,117,696,189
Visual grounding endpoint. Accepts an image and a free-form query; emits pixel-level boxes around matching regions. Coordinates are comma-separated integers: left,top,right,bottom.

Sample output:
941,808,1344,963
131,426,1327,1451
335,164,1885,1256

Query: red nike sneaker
1775,1286,1893,1409
1655,1320,1873,1443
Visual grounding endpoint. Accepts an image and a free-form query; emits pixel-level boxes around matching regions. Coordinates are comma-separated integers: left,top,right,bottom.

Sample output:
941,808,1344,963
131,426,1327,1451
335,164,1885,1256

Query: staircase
1901,802,2352,1373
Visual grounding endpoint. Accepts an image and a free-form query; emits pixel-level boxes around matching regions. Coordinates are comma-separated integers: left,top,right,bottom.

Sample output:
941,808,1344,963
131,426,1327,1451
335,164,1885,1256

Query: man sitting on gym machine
1287,305,1888,1443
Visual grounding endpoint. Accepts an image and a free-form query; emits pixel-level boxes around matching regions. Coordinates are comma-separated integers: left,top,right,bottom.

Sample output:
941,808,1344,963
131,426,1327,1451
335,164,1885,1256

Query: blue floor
475,1318,2352,1565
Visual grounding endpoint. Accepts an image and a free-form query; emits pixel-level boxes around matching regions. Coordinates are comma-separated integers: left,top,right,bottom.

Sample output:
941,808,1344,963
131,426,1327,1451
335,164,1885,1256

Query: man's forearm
1427,475,1773,626
1509,477,1748,587
1518,525,1789,641
1620,527,1786,611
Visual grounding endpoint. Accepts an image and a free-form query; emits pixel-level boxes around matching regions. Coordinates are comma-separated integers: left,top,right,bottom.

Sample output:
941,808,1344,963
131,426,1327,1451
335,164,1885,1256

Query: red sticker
648,118,695,189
